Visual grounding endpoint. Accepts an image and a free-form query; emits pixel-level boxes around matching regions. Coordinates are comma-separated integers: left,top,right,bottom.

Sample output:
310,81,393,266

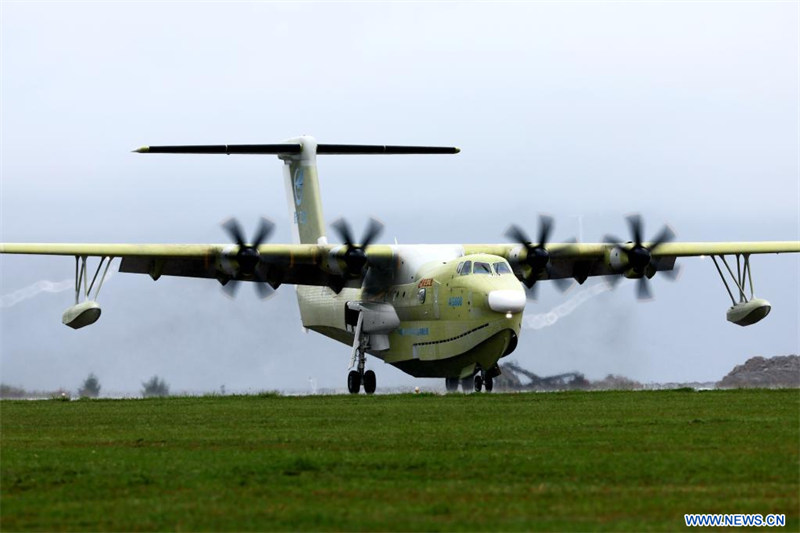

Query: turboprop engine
603,215,678,299
216,217,278,298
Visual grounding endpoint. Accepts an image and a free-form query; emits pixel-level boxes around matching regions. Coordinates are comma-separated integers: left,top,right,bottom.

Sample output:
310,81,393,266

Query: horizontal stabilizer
133,143,460,155
133,144,303,154
316,144,459,155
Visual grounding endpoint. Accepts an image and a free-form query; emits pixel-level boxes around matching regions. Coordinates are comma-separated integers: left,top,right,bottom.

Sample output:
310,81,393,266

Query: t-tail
134,136,459,245
279,136,327,245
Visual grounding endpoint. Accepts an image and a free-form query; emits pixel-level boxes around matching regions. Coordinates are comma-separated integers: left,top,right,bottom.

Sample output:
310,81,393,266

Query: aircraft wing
1,240,797,288
464,241,800,283
0,242,396,289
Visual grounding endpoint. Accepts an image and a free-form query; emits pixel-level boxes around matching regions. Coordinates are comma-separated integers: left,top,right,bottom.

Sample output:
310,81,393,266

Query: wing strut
711,254,754,305
63,255,114,329
709,253,771,326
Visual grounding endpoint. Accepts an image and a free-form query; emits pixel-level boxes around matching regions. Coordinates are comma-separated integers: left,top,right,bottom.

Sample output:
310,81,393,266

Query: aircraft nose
487,290,526,314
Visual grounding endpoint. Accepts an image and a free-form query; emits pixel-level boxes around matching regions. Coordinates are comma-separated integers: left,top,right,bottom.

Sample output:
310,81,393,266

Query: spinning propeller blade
331,217,384,277
220,217,276,299
506,215,574,298
604,214,678,300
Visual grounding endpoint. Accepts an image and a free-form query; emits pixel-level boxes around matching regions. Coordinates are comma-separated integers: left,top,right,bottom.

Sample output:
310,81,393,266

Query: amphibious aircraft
1,136,798,393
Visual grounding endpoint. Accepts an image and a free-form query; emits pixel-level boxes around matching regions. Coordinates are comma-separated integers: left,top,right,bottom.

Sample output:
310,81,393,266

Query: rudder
279,136,327,245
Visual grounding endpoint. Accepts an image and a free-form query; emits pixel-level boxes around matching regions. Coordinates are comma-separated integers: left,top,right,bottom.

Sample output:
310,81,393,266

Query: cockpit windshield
473,262,492,275
457,260,514,276
494,262,512,275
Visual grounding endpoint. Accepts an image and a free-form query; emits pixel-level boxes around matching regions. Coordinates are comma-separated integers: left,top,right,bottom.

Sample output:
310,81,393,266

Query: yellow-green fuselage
297,251,524,379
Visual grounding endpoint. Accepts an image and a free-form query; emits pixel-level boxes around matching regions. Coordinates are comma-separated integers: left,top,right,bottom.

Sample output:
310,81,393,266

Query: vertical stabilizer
279,136,327,245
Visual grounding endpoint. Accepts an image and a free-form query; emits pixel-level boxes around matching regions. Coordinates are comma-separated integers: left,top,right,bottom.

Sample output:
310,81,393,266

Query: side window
473,262,492,275
494,262,512,275
456,261,465,275
418,288,426,304
459,260,472,276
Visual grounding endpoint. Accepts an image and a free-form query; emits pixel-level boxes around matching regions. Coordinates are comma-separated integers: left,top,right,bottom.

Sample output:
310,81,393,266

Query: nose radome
488,290,526,314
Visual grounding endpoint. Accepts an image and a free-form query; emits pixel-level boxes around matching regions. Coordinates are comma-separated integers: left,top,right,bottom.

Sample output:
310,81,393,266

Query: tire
445,377,459,392
473,374,483,393
484,375,494,392
363,370,377,395
461,378,473,393
347,370,361,394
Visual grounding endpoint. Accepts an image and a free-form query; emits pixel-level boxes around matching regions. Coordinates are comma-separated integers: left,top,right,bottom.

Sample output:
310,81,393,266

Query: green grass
1,390,798,531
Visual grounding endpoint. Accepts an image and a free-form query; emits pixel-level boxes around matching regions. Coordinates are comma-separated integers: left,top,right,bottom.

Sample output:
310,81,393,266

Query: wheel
473,374,483,392
445,377,459,392
363,370,377,394
484,375,494,392
347,370,361,394
461,378,473,393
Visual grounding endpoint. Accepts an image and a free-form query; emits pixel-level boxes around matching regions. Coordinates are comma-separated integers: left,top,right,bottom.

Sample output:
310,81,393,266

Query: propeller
603,214,676,300
220,217,276,299
505,215,573,298
330,217,384,278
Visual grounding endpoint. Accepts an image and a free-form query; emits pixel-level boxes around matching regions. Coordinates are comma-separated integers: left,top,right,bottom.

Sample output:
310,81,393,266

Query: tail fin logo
293,168,304,207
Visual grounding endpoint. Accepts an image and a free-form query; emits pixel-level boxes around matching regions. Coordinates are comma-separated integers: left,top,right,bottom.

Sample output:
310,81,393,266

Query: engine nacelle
607,247,628,271
726,298,771,327
217,245,241,277
62,301,101,329
607,248,660,279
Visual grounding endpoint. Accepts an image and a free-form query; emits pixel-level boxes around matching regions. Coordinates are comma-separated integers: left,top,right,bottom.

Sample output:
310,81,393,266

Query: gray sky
1,2,798,394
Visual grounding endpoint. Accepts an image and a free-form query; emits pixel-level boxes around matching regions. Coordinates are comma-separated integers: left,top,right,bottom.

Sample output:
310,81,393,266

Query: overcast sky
1,2,798,394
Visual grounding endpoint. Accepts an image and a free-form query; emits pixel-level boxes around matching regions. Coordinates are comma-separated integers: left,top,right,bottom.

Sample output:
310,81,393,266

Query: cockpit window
494,262,512,275
459,260,472,276
473,262,492,275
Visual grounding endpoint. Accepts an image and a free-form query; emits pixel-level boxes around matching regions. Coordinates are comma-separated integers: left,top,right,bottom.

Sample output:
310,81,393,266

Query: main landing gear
347,312,376,394
347,368,376,395
447,369,494,393
473,371,493,393
445,377,459,392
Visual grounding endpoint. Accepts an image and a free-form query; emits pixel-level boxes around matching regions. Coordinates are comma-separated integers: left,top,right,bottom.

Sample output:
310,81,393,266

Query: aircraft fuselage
297,246,525,380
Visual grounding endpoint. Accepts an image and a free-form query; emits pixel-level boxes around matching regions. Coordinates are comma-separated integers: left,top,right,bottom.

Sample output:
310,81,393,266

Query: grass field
1,390,798,531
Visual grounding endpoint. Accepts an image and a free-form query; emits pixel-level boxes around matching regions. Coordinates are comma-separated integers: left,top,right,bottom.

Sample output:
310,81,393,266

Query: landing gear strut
347,312,376,394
